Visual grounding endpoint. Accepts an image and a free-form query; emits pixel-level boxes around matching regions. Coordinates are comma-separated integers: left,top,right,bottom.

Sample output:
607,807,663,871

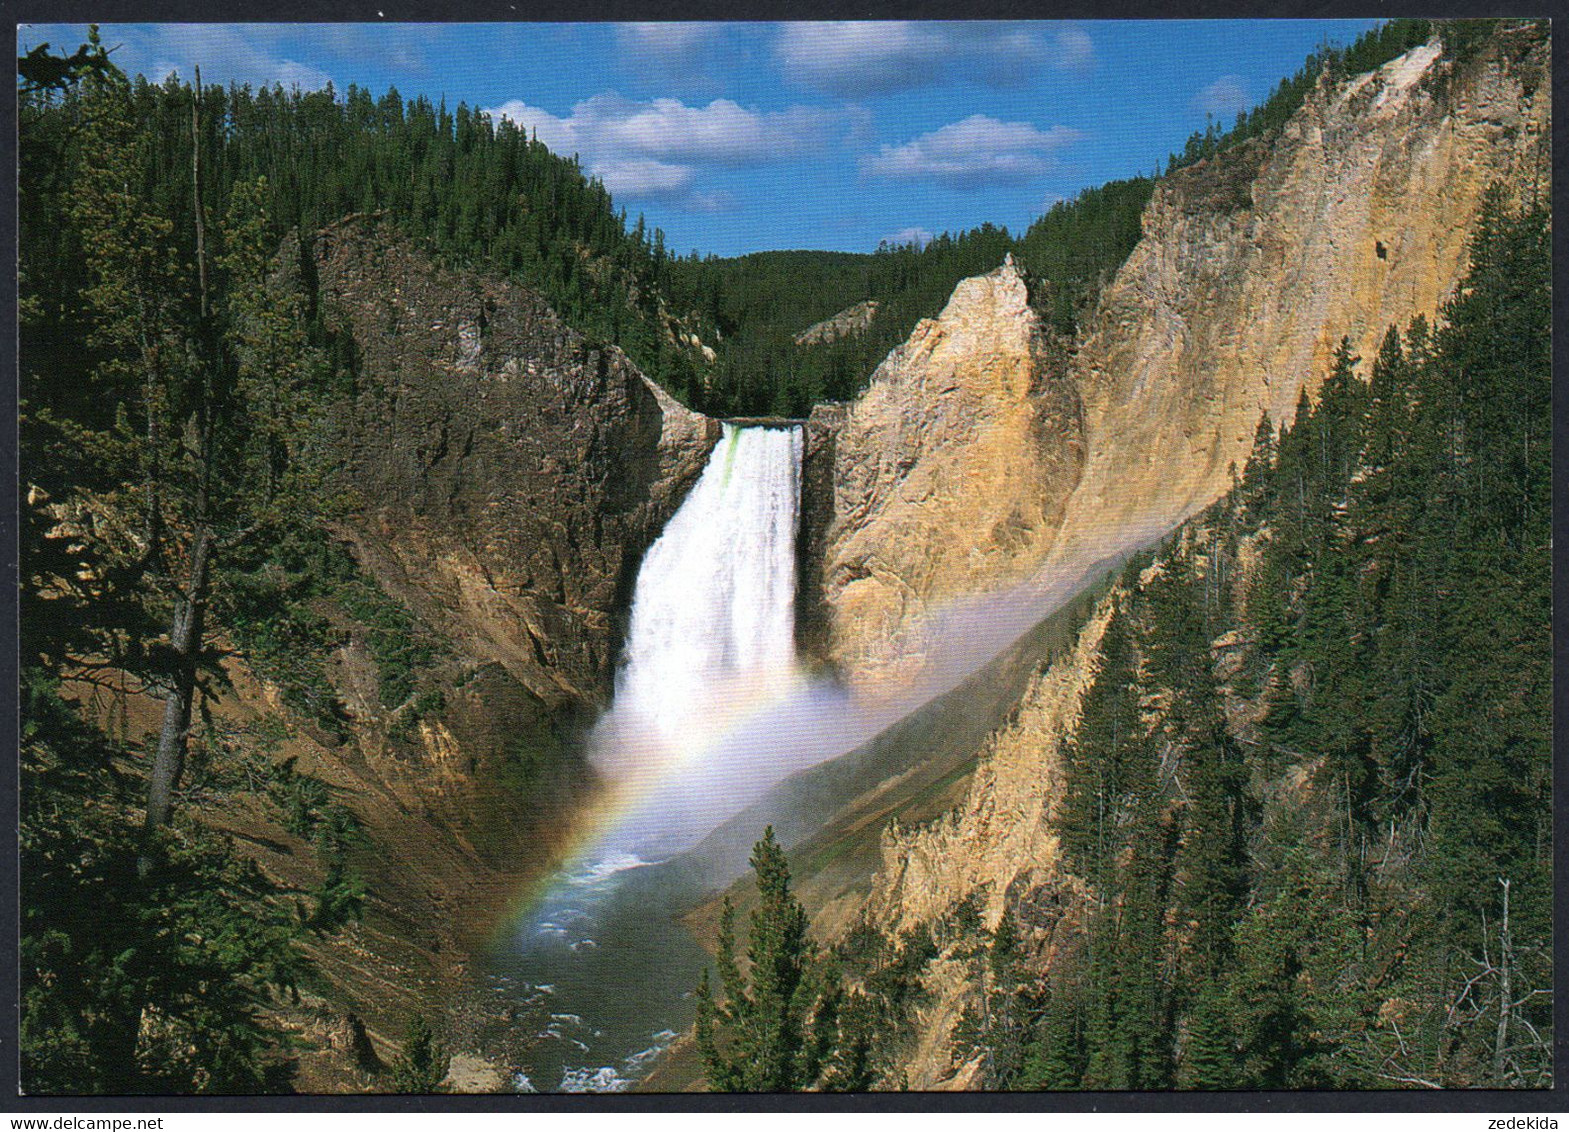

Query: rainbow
487,664,811,948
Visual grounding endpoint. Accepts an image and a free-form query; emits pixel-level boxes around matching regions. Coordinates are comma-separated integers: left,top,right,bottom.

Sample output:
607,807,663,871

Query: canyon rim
15,17,1553,1101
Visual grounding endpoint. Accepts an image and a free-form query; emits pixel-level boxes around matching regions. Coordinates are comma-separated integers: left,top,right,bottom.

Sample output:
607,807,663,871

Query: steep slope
281,218,720,1064
678,578,1108,938
1045,26,1549,577
309,214,720,709
825,26,1550,1091
858,601,1112,941
806,27,1549,689
808,255,1082,686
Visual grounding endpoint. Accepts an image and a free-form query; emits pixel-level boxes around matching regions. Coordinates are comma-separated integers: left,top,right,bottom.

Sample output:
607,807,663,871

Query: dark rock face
304,215,720,708
224,219,721,1054
797,403,846,667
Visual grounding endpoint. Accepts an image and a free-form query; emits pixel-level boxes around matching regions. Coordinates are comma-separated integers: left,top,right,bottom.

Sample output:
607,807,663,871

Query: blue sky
22,20,1383,258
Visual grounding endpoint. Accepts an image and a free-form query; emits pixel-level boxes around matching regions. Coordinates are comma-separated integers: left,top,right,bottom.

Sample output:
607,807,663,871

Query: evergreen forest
693,197,1551,1092
917,199,1547,1090
16,18,1549,1095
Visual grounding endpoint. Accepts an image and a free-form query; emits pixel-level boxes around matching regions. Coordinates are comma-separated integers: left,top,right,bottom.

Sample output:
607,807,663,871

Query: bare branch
1373,1072,1442,1089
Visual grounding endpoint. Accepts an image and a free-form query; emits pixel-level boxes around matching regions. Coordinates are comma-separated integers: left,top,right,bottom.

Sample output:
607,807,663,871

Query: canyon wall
1046,27,1549,577
807,26,1550,689
186,220,722,1082
309,214,720,709
817,28,1549,1088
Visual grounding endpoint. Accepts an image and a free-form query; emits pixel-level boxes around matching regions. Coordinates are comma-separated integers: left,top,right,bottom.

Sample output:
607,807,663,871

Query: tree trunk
140,526,212,863
1494,877,1512,1084
139,71,217,874
191,66,209,324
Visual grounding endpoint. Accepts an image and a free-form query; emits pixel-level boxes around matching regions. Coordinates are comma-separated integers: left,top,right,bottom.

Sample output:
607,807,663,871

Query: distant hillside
660,18,1446,420
666,195,1151,418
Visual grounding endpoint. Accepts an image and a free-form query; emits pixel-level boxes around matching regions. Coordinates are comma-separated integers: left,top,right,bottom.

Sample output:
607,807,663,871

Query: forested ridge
1162,18,1435,174
670,16,1444,417
17,18,1546,1095
23,20,1452,420
811,198,1550,1091
696,196,1550,1093
669,180,1154,416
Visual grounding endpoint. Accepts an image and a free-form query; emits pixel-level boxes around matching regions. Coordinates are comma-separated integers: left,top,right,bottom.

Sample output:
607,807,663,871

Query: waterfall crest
590,423,806,850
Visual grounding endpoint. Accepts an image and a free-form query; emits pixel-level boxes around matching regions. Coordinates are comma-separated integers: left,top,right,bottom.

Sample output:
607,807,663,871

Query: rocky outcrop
808,29,1548,693
1045,27,1550,577
832,26,1549,1088
308,215,720,709
859,600,1112,941
813,255,1083,685
793,300,881,347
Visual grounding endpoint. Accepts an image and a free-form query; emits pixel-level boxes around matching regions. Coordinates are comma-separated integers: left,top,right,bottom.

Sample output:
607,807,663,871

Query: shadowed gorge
17,18,1550,1097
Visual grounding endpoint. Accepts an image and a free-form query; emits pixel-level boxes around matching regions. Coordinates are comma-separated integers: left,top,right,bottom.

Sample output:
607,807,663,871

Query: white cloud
270,58,335,91
1193,75,1251,119
485,93,837,208
593,157,695,198
108,24,332,90
616,22,724,72
586,162,732,211
1054,26,1096,74
776,23,935,96
486,99,580,153
775,21,1089,97
883,226,933,248
594,96,835,165
861,115,1081,189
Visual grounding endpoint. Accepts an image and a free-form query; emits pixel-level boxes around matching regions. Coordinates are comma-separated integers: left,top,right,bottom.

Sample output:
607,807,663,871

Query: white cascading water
512,420,1140,1094
589,423,806,852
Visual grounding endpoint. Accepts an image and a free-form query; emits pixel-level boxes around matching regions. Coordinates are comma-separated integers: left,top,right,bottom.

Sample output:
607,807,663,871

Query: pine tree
817,990,875,1091
389,1014,449,1093
1057,602,1148,884
696,827,842,1091
1019,983,1084,1089
1238,409,1277,527
1178,980,1237,1089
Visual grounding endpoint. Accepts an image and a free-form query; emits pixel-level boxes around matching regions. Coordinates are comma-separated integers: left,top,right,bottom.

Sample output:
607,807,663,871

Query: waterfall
590,423,806,852
616,423,803,753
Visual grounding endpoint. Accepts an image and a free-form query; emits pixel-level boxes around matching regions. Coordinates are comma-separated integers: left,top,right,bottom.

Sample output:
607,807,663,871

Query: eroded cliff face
309,215,719,710
811,256,1082,685
808,28,1549,690
829,28,1549,1089
859,601,1112,942
1047,28,1549,575
199,220,720,1084
850,601,1112,1089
